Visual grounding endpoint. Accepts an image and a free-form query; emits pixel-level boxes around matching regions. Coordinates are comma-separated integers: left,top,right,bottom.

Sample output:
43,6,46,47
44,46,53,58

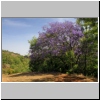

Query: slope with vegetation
2,50,30,74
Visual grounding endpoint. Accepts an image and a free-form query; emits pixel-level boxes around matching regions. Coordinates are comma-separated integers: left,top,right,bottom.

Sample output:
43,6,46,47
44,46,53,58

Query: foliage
76,18,98,77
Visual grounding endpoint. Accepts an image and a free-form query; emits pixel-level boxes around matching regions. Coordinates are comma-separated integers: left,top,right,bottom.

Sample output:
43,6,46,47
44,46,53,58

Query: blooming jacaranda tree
29,21,84,72
30,21,83,59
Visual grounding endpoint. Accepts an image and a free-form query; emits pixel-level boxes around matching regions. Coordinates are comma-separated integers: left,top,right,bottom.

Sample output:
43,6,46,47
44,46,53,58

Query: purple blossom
29,21,84,62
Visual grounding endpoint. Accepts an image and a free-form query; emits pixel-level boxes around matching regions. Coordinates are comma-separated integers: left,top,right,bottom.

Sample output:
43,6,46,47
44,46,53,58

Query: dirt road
2,72,98,82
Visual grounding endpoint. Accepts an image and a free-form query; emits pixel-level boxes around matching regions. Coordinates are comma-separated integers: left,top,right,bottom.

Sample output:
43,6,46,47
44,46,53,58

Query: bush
2,68,14,74
86,65,98,78
66,72,69,74
7,68,14,74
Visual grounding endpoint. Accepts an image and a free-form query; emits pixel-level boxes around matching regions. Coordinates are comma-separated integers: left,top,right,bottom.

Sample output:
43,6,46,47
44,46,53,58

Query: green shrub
2,68,14,74
66,72,69,74
7,68,14,74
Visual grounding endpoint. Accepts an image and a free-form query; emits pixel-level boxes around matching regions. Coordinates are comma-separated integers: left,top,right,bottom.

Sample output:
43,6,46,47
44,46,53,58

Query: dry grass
2,72,98,82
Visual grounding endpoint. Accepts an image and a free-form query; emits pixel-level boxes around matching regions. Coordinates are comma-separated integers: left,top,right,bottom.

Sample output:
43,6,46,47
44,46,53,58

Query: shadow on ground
31,77,55,82
3,72,97,82
30,74,97,82
9,72,60,77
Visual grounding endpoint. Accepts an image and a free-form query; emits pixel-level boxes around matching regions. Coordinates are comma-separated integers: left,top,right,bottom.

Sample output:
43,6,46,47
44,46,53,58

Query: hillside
2,50,30,74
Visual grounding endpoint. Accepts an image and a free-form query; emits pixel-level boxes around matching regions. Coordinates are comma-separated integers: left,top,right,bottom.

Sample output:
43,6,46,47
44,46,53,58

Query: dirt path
2,72,98,82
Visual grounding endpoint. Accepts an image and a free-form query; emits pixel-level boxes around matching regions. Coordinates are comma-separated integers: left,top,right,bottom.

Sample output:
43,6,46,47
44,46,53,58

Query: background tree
76,18,98,77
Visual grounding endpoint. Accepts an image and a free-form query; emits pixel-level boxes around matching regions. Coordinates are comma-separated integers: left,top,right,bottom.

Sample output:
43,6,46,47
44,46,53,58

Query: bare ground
2,72,98,82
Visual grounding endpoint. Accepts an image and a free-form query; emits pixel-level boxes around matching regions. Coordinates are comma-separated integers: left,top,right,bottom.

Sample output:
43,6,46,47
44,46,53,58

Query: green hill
2,50,30,74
